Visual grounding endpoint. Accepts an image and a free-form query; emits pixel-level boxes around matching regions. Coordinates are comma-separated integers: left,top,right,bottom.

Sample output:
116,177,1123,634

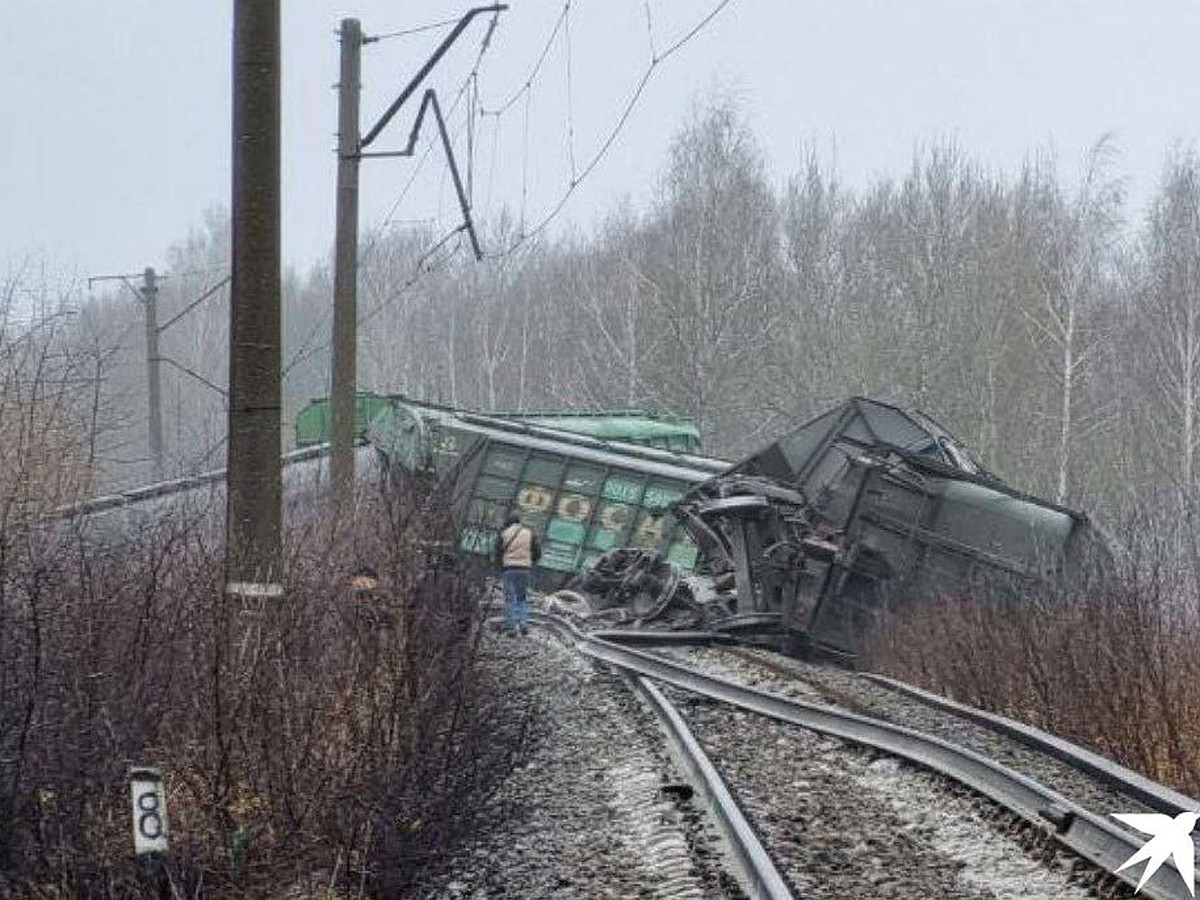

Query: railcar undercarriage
567,397,1104,658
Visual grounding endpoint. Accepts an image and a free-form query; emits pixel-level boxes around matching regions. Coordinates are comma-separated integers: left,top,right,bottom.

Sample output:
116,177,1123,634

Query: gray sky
3,1,1199,281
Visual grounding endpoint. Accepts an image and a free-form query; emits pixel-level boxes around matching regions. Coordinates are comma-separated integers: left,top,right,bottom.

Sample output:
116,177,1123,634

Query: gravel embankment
411,628,742,899
666,686,1118,900
683,646,1158,822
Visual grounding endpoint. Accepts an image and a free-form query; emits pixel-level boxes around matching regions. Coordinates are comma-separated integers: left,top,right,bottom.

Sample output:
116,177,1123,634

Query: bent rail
532,611,1190,900
533,613,794,898
862,672,1200,818
629,676,796,899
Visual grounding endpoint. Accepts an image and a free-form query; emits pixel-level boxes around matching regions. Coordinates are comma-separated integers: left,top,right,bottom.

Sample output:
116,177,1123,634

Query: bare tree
1026,139,1124,503
634,95,782,454
1139,150,1200,505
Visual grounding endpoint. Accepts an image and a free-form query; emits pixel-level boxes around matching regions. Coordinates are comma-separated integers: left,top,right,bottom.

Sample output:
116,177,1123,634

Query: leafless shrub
0,473,527,897
869,521,1200,795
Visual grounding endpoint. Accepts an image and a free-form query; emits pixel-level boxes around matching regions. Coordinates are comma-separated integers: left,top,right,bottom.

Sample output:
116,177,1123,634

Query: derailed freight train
668,398,1107,656
362,393,1106,658
365,397,726,578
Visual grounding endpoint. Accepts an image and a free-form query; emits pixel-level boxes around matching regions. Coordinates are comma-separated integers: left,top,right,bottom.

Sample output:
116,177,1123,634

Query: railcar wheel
622,554,680,620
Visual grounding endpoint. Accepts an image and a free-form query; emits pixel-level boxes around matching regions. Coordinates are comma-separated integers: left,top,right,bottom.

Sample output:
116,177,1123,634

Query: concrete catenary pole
330,17,362,512
226,0,282,599
141,266,164,480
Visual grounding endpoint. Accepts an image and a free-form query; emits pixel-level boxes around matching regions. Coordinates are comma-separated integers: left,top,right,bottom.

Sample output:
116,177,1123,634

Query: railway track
689,643,1196,822
533,611,1191,900
626,673,793,899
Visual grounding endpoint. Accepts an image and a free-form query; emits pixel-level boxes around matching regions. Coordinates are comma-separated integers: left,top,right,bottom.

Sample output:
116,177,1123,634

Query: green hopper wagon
294,392,702,454
366,399,727,580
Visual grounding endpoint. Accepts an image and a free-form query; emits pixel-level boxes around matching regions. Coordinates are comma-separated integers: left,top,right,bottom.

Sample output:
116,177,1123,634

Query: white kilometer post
129,766,169,856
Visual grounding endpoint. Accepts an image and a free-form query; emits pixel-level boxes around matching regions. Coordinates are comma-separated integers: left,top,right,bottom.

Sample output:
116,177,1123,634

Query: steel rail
626,675,796,900
861,672,1200,818
590,629,738,646
716,644,1199,818
531,612,794,898
529,611,1190,900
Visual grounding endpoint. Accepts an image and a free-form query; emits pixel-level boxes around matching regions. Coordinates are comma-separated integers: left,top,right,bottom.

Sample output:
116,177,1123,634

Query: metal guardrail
531,611,1190,900
862,672,1200,818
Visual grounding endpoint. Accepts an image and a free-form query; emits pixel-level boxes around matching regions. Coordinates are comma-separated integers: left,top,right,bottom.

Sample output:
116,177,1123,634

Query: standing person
494,511,541,636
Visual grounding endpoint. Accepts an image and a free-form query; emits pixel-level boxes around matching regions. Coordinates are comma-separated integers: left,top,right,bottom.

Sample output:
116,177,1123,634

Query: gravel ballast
688,645,1159,822
667,686,1110,900
412,620,1139,898
412,628,741,898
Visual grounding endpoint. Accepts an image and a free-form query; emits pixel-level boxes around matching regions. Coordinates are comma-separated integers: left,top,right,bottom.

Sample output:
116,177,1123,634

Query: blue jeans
502,568,530,633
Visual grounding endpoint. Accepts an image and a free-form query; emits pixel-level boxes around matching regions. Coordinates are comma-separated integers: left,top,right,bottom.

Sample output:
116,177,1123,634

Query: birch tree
1027,140,1123,503
636,95,782,454
1141,151,1200,503
566,213,653,409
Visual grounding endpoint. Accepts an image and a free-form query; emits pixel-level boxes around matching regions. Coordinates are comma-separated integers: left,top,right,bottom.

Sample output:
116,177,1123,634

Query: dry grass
869,528,1200,796
0,479,527,897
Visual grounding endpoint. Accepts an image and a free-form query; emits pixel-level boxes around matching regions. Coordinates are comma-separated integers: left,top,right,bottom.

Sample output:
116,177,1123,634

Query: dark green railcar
677,397,1107,656
494,409,700,453
294,393,396,448
294,392,701,454
367,399,727,578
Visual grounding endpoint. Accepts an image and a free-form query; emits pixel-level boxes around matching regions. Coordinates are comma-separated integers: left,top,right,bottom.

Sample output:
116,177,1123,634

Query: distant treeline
66,94,1200,520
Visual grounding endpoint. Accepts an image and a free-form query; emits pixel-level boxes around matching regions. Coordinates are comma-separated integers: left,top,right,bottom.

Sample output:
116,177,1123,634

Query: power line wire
484,0,735,258
157,275,230,334
370,16,462,42
564,3,577,181
520,88,532,232
282,229,467,381
483,101,503,222
361,228,466,328
479,3,569,118
358,10,500,267
644,1,657,60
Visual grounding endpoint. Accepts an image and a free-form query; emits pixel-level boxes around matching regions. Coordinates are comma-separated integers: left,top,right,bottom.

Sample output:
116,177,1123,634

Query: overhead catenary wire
643,1,657,60
479,3,569,118
564,3,577,182
283,227,468,380
285,10,502,384
157,275,230,334
356,9,500,269
480,0,735,258
467,73,477,203
157,355,227,397
483,98,503,222
297,2,733,370
520,88,531,232
360,228,467,328
369,16,462,42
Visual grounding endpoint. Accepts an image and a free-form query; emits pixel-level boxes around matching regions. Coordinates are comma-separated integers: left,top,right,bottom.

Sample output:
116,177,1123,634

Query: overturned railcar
678,398,1104,656
296,391,702,453
367,399,726,582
